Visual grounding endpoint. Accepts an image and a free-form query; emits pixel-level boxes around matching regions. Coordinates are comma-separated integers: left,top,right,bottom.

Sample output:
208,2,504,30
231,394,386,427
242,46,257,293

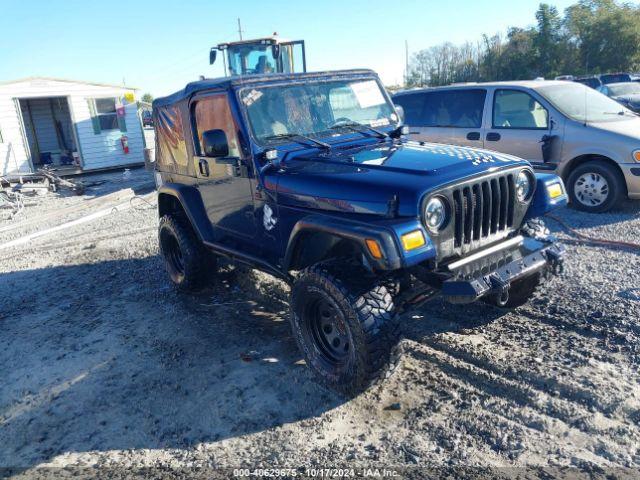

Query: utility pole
405,40,409,86
237,18,243,40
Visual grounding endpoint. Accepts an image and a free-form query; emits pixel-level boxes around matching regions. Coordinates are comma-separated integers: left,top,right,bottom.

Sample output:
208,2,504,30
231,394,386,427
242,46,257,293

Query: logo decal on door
263,204,277,231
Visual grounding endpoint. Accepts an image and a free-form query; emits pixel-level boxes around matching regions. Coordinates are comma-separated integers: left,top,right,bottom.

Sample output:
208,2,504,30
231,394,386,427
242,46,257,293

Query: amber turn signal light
365,239,383,259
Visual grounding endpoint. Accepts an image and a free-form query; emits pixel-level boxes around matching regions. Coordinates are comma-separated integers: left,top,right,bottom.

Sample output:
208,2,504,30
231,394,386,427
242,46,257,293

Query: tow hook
488,273,510,307
546,248,565,275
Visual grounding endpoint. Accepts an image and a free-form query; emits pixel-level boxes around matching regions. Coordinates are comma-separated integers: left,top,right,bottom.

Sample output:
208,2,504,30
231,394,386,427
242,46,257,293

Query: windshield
536,83,633,123
227,44,277,75
608,83,640,96
240,79,399,145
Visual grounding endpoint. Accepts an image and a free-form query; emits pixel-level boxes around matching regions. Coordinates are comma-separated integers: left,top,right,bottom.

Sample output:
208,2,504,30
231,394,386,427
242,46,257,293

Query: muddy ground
0,168,639,477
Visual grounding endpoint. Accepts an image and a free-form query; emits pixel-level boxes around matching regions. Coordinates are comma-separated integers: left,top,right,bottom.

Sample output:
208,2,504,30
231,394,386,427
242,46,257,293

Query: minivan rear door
393,91,453,145
393,89,486,148
437,89,487,148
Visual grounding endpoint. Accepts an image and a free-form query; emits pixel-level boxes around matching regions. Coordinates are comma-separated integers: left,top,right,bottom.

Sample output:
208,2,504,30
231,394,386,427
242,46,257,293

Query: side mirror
209,48,217,65
395,105,405,124
271,44,281,61
202,129,229,157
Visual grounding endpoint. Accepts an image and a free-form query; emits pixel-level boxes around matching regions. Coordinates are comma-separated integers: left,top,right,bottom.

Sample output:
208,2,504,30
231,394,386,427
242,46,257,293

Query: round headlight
424,197,447,231
516,170,533,202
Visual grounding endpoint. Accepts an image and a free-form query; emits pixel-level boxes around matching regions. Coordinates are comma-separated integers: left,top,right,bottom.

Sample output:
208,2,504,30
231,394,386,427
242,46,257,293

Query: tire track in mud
421,336,640,432
398,342,634,465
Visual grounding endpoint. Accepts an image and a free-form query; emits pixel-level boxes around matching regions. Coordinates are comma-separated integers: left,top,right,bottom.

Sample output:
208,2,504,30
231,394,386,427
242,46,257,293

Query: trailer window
95,98,119,130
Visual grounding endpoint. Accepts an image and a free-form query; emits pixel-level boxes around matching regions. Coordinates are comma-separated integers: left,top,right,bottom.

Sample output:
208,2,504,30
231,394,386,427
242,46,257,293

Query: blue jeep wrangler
152,69,568,395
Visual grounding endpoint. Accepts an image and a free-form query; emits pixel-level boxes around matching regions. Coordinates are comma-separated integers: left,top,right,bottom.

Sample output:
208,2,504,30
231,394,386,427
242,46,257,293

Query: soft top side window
192,94,241,158
156,104,189,168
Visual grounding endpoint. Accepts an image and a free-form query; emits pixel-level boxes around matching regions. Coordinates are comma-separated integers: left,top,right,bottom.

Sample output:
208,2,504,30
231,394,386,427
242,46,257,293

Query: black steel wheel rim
160,229,184,278
303,294,350,365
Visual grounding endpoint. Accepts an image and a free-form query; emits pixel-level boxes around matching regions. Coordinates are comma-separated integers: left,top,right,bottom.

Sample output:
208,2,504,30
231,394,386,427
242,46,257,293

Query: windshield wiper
329,121,388,139
263,133,331,150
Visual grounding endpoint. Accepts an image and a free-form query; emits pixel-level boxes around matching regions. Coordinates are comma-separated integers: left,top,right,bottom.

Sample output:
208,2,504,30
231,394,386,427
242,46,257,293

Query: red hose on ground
545,214,640,250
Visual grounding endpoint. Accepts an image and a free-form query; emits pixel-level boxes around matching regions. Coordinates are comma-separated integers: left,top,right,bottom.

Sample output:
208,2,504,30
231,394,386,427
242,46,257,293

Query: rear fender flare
157,183,214,243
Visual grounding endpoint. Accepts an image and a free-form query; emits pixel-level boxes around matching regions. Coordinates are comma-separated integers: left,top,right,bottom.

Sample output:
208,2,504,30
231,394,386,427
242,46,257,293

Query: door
437,89,487,148
485,89,550,163
394,90,485,148
394,91,452,144
192,93,256,243
279,40,306,73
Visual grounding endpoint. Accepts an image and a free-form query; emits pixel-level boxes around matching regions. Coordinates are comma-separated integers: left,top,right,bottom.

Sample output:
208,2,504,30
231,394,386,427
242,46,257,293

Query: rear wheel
567,161,625,213
159,214,215,292
290,262,400,396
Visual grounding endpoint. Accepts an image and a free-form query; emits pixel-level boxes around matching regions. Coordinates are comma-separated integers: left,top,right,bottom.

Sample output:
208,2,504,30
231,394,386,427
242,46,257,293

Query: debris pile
0,168,89,197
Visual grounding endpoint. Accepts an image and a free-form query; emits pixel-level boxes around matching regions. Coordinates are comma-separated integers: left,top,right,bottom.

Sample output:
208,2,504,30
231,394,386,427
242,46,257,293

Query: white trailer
0,77,145,176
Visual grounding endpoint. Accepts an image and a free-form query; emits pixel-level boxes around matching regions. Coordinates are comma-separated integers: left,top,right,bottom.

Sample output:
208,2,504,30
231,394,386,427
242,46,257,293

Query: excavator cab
210,35,306,76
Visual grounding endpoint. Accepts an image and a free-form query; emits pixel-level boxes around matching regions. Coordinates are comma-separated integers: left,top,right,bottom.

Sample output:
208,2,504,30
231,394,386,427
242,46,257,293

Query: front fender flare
283,215,403,272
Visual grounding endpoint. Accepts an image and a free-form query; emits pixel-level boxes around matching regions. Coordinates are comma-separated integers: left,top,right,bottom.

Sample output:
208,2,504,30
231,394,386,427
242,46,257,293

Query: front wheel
290,262,400,396
566,161,625,213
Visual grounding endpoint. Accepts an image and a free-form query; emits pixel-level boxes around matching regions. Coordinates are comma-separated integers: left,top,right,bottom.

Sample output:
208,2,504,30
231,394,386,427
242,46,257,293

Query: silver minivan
393,81,640,212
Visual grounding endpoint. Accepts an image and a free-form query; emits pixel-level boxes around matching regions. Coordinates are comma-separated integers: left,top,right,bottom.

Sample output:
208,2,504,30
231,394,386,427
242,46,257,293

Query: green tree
500,27,538,80
406,0,640,87
565,0,640,74
141,93,154,104
534,4,563,77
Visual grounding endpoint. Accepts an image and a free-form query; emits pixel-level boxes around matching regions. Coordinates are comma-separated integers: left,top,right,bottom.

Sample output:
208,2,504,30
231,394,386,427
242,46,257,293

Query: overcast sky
2,0,587,97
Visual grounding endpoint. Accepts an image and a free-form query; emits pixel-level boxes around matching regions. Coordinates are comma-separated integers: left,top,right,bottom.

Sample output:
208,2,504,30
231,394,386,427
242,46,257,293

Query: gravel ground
1,170,639,477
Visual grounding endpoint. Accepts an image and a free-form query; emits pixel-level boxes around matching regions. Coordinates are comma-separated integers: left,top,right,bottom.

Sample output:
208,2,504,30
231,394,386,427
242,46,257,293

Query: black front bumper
440,237,564,304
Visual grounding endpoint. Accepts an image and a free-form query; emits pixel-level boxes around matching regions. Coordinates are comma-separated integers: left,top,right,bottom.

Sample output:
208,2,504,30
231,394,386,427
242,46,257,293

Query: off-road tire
290,262,400,396
566,161,625,213
158,214,215,292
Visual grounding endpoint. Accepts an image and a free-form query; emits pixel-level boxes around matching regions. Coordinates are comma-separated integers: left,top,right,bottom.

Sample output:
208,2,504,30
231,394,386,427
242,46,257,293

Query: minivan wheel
290,262,400,396
567,161,625,213
159,214,215,292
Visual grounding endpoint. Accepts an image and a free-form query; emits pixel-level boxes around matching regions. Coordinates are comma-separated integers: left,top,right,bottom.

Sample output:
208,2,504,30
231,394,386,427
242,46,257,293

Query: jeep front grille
452,173,516,249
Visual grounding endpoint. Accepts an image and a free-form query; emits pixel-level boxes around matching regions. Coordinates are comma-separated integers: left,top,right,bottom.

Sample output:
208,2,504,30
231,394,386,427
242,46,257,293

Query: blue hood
270,141,529,217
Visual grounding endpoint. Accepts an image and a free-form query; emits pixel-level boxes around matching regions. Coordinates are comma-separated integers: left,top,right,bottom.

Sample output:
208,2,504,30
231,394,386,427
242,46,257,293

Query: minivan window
395,89,486,128
493,89,548,129
537,83,633,123
393,93,426,126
